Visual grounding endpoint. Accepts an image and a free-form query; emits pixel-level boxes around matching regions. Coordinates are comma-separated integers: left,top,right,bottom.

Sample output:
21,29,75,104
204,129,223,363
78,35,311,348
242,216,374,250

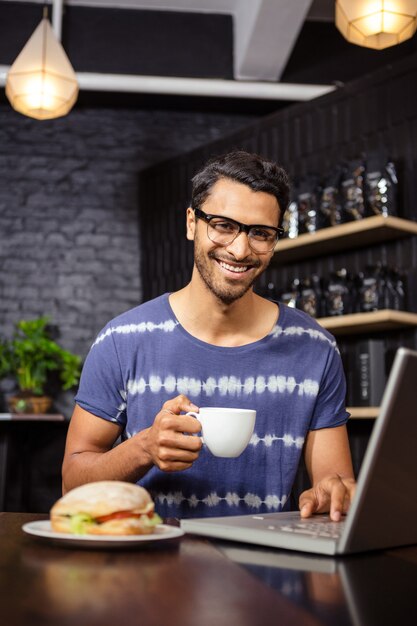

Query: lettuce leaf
142,513,162,528
70,513,95,535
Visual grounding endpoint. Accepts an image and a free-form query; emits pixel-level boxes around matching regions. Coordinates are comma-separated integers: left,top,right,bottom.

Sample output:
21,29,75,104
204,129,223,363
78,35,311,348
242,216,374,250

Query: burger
50,481,162,535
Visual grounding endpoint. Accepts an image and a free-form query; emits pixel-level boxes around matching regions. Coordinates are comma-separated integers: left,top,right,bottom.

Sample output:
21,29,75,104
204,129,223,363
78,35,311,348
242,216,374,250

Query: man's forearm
62,429,154,494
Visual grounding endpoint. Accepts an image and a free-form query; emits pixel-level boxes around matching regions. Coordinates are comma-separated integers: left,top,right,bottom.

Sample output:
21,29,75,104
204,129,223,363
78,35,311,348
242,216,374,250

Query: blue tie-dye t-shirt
75,293,349,519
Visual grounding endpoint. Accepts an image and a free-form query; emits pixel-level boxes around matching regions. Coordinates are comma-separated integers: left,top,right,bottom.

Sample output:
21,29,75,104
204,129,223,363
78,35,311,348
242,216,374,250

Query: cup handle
185,411,204,443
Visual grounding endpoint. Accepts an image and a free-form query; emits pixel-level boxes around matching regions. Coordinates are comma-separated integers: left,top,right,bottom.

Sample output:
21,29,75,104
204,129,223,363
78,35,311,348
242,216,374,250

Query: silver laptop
181,347,417,555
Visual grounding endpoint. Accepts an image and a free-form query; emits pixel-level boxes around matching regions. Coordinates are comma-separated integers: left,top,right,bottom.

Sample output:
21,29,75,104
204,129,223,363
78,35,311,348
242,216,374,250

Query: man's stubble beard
193,234,267,306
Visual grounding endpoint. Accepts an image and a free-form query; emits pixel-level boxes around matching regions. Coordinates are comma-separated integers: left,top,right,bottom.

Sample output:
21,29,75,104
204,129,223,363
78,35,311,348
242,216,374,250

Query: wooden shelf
316,309,417,335
348,407,379,419
273,215,417,264
0,413,65,422
273,217,417,420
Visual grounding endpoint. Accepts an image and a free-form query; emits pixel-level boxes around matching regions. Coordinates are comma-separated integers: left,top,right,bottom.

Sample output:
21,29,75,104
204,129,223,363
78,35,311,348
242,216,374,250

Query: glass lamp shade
5,18,78,120
336,0,417,49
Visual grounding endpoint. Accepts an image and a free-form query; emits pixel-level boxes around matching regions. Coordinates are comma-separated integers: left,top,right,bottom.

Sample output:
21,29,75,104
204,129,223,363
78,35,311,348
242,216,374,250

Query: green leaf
70,513,95,535
0,316,82,395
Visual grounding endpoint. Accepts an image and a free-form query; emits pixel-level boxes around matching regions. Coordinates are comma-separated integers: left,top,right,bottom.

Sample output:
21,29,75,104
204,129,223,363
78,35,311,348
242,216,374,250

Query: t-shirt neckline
162,292,283,354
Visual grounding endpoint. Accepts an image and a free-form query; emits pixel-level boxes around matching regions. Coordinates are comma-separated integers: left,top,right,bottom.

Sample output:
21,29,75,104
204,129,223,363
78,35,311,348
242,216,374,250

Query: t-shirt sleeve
309,346,350,430
74,327,127,427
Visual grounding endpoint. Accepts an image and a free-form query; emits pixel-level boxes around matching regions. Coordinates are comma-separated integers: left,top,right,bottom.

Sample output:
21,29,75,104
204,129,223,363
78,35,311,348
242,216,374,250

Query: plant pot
7,394,52,415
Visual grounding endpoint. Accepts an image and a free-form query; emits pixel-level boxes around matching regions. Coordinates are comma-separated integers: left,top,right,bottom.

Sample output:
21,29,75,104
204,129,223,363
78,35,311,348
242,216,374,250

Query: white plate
22,520,184,549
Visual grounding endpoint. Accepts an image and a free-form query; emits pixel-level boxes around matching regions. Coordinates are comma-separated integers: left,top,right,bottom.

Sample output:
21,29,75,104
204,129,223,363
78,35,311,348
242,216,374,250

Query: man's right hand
140,395,203,472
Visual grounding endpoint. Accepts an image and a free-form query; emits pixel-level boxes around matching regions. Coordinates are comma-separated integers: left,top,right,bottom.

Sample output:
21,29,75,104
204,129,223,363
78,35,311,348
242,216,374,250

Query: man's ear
186,207,196,241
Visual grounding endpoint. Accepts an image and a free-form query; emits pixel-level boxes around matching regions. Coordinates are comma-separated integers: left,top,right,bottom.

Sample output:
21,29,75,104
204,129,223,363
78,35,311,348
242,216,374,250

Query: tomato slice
95,510,154,524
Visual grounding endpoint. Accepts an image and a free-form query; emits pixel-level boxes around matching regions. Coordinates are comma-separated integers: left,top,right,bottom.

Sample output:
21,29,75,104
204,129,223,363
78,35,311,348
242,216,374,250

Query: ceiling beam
0,65,334,101
234,0,314,80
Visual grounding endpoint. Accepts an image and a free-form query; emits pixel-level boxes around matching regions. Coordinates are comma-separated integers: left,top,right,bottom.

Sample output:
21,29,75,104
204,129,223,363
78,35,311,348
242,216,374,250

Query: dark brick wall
0,105,255,366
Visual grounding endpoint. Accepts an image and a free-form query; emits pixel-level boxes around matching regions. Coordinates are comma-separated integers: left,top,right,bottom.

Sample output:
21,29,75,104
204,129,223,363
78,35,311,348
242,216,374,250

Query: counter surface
1,513,416,626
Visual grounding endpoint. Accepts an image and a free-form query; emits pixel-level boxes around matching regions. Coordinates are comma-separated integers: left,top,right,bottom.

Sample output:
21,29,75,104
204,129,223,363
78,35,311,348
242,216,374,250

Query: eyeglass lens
207,217,278,253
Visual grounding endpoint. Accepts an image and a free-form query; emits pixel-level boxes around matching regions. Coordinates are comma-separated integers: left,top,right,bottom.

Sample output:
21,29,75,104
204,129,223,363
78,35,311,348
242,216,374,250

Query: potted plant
0,316,82,414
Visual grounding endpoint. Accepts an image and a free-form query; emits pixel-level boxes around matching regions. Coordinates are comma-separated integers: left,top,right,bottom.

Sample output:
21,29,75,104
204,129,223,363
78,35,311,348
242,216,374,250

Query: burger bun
50,481,158,536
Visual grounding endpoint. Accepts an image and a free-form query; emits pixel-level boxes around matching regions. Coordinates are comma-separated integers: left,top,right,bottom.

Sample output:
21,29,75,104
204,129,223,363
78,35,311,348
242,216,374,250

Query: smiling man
63,151,355,521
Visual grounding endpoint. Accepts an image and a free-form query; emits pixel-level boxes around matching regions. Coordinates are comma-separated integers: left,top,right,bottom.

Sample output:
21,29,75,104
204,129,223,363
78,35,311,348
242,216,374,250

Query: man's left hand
299,474,356,522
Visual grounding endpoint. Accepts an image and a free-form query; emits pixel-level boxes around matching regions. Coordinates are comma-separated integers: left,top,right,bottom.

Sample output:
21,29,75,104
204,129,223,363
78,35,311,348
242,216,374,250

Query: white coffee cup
186,407,256,458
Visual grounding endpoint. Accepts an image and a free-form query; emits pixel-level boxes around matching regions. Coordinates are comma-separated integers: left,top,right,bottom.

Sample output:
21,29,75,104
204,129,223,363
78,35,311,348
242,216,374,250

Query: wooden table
1,513,416,626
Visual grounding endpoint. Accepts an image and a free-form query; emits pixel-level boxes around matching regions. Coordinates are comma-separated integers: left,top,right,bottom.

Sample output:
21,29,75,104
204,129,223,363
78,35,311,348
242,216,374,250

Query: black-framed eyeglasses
194,208,283,254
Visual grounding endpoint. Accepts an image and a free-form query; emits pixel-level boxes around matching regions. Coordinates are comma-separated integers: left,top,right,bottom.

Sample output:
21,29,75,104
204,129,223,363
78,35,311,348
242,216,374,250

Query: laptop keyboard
252,515,345,540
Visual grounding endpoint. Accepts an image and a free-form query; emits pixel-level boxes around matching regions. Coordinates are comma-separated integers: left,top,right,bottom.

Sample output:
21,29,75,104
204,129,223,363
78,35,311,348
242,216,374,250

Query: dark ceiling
1,1,416,115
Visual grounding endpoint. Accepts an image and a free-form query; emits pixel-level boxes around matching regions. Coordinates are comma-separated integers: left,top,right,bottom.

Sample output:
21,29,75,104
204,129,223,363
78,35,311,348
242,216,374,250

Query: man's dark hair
191,151,290,227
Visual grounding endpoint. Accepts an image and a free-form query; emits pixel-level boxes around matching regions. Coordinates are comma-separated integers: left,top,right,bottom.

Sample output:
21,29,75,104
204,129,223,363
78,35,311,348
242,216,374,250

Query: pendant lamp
5,13,78,120
335,0,417,50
